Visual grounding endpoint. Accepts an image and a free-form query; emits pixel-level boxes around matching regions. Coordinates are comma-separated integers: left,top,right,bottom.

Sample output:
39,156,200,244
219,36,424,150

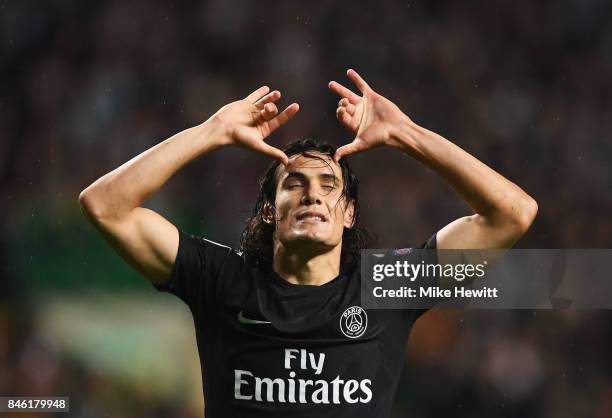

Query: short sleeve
406,231,439,321
153,228,237,314
418,232,438,251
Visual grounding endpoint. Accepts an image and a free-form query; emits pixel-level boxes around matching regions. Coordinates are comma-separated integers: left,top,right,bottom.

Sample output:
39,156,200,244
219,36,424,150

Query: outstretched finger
266,103,300,132
347,69,370,93
254,90,281,109
250,140,289,166
246,85,271,103
334,138,366,162
328,81,360,104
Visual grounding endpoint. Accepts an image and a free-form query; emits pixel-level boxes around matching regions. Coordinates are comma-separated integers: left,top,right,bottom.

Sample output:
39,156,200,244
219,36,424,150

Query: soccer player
79,69,537,417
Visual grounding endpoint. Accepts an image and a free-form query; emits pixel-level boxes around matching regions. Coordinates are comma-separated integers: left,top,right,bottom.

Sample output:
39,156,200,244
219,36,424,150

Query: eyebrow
282,171,341,184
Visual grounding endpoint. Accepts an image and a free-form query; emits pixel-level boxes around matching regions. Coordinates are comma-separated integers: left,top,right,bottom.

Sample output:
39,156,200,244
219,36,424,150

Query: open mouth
296,211,328,222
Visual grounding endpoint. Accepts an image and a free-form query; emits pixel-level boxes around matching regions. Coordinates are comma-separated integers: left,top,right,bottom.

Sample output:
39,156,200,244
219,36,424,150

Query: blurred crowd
1,0,611,417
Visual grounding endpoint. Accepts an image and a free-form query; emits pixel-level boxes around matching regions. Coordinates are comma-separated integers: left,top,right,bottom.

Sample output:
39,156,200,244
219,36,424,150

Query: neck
272,241,342,286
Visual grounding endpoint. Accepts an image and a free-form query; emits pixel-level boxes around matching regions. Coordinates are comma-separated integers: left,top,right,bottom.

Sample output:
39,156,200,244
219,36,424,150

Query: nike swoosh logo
238,310,272,325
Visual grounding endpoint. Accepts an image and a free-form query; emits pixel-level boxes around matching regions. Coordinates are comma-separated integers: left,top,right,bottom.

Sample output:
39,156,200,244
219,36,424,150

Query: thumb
334,138,364,163
249,139,289,166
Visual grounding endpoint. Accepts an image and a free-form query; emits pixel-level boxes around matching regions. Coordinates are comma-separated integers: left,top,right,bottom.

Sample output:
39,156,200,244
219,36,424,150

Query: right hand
212,86,300,165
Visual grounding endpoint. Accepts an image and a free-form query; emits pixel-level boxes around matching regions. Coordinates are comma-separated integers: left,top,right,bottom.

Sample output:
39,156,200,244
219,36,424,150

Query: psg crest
340,306,368,338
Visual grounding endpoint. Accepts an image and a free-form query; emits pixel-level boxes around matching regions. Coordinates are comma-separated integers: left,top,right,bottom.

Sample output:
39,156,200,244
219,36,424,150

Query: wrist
388,116,423,151
199,115,232,148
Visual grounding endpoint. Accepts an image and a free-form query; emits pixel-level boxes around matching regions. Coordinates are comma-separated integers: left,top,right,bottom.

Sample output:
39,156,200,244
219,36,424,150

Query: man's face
267,152,355,251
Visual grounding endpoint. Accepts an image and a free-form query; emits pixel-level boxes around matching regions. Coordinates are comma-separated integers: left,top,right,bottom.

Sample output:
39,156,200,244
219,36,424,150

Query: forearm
79,118,226,220
391,118,537,226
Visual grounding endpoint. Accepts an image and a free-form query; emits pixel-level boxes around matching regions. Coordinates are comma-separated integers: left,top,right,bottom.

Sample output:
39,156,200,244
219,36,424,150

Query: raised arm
78,87,299,284
328,69,537,250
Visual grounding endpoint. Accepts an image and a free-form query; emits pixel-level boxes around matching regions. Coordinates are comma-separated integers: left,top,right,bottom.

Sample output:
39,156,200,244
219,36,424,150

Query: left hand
328,69,410,161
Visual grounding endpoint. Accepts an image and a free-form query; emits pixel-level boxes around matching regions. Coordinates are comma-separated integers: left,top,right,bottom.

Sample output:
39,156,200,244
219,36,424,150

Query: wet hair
239,137,372,272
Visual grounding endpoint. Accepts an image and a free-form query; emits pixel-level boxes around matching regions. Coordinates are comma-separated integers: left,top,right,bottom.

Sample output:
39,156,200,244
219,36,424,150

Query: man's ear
262,202,276,224
343,199,356,229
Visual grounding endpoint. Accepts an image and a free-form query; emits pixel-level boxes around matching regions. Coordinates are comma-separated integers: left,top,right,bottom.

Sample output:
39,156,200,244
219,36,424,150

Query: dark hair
239,137,372,272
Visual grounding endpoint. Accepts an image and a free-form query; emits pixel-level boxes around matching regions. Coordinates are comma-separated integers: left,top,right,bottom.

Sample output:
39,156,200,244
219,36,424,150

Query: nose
301,186,322,205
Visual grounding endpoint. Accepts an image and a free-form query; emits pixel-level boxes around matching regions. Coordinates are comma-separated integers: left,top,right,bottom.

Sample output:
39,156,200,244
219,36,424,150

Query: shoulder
175,229,246,276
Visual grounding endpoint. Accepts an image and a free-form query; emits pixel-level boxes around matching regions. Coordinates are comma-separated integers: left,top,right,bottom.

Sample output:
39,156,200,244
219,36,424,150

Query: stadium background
2,1,612,417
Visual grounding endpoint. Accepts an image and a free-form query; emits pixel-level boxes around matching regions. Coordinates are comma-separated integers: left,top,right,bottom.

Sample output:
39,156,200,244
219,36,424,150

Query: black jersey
154,227,437,418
